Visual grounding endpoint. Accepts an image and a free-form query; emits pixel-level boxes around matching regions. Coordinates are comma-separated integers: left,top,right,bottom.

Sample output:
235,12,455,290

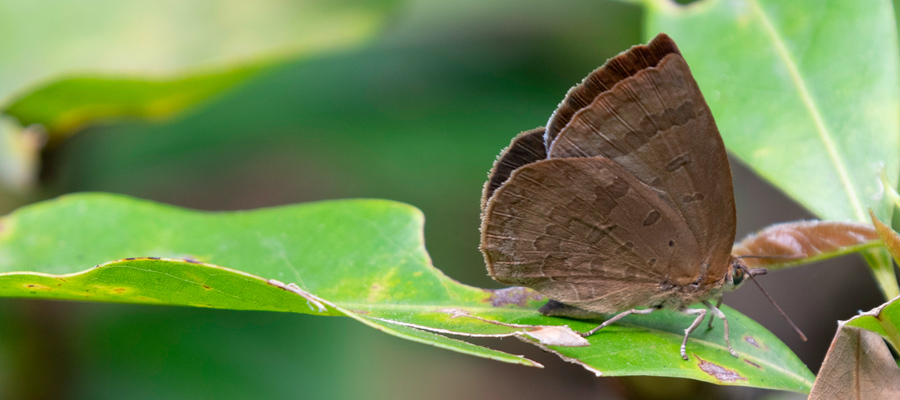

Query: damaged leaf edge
367,312,589,347
0,257,543,368
842,293,900,351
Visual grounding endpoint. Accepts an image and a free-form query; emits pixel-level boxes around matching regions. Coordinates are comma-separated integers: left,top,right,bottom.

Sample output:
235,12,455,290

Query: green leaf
843,295,900,352
3,65,264,143
0,194,814,391
0,0,401,138
642,0,900,297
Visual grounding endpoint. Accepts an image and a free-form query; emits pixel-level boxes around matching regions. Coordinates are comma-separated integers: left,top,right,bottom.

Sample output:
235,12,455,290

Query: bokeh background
0,0,896,398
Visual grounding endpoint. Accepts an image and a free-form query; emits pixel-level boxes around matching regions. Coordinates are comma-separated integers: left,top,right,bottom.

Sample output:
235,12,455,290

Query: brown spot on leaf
744,335,761,349
743,359,762,369
202,285,211,290
696,356,747,382
111,287,128,294
23,283,51,291
486,287,544,307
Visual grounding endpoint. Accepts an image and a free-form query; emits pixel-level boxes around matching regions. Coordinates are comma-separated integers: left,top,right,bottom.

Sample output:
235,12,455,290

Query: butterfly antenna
741,265,808,342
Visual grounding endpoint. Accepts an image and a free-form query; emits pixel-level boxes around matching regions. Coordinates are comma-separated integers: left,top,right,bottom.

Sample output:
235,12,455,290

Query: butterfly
479,33,758,360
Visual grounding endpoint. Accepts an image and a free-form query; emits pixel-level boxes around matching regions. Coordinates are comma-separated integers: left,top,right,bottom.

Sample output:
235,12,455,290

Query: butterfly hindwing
480,156,701,312
481,127,547,212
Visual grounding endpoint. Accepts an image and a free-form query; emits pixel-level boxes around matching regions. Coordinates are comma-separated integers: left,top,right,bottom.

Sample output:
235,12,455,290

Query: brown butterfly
480,33,760,360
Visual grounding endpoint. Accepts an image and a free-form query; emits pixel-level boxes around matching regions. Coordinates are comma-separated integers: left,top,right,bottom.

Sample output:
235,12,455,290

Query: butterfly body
480,33,747,360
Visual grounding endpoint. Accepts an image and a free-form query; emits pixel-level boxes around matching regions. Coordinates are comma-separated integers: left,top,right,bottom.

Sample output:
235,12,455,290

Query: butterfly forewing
544,34,679,150
481,157,702,312
547,44,735,286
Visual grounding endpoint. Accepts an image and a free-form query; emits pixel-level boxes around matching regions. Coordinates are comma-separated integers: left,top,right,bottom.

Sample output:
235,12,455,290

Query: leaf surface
642,0,900,296
0,194,814,391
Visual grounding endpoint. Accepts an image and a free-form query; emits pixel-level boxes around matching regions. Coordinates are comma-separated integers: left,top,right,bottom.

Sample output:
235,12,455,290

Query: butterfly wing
481,127,547,212
544,34,679,150
481,156,700,312
546,34,735,287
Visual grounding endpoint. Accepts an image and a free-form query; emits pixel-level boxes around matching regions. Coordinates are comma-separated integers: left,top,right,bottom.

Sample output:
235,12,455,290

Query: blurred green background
0,0,895,398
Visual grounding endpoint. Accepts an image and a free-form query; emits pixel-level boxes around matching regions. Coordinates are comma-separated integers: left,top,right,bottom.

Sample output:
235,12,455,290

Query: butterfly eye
732,265,745,285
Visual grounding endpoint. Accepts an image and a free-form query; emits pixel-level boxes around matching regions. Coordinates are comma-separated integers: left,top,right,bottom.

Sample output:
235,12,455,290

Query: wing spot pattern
666,152,692,172
615,241,635,255
643,210,661,226
682,193,705,203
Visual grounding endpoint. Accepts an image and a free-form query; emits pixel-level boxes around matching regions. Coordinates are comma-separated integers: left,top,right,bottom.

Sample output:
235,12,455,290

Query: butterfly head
727,257,767,289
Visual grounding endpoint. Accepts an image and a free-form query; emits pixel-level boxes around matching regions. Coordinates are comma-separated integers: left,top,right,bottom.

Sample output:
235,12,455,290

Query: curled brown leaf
732,221,879,269
869,209,900,263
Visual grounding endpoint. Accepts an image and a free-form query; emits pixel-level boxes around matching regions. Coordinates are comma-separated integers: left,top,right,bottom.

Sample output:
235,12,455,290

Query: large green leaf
3,65,264,143
0,194,814,391
642,0,900,297
0,0,400,137
0,0,401,193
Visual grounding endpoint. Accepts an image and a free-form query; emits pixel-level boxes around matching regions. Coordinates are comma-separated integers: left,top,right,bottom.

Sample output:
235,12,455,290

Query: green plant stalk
879,168,900,211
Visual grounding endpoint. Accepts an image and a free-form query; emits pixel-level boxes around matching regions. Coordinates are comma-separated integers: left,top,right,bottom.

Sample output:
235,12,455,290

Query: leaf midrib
748,0,865,222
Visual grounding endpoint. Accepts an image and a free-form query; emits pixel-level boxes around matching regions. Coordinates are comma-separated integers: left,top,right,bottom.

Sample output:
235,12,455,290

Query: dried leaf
523,326,590,347
731,221,879,270
808,325,900,399
870,209,900,265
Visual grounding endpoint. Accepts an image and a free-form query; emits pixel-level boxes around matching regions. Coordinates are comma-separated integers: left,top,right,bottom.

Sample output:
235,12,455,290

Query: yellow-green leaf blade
642,0,900,298
0,194,814,391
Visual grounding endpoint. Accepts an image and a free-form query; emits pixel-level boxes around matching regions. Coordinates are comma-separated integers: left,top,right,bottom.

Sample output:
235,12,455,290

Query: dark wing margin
481,127,547,211
544,33,680,149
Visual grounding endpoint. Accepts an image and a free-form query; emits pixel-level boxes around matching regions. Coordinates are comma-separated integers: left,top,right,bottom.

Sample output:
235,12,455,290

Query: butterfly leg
680,308,707,360
580,308,656,337
706,297,723,329
703,300,738,357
